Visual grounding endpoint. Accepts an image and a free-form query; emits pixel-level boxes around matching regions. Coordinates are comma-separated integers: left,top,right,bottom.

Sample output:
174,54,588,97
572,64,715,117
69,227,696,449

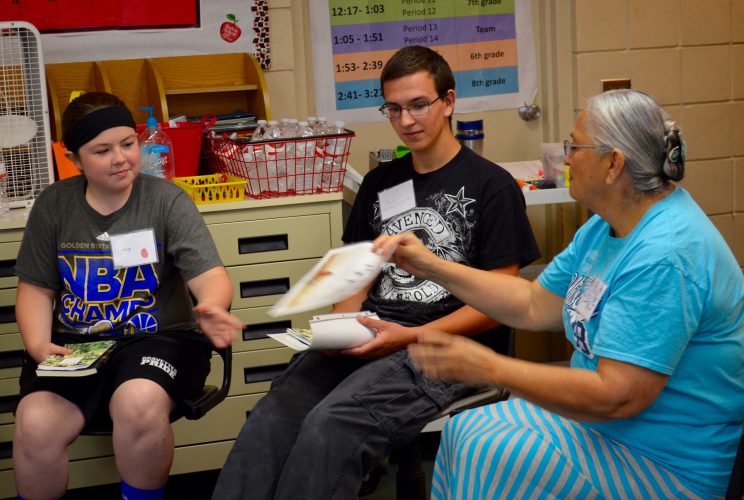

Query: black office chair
82,345,232,435
726,424,744,499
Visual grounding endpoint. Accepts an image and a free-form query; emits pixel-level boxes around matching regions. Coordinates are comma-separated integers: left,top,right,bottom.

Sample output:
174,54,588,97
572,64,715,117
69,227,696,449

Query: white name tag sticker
110,229,159,269
378,179,416,221
575,276,607,320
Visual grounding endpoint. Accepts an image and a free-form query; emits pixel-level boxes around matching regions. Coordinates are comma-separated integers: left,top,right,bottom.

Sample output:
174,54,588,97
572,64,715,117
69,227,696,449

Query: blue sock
120,480,165,500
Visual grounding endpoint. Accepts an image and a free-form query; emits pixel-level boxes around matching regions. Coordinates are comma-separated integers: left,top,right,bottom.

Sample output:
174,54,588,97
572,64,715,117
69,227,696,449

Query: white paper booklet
268,311,380,351
268,241,386,317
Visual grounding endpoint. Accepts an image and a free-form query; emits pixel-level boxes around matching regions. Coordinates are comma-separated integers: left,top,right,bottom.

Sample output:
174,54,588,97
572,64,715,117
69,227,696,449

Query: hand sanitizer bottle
138,107,175,179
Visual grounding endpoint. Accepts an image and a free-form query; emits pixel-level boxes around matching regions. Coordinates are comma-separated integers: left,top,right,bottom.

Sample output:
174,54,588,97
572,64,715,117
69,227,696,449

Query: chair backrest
726,424,744,499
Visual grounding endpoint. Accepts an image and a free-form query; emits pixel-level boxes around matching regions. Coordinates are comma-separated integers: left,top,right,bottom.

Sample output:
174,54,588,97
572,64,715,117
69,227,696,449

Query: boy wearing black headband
12,92,244,500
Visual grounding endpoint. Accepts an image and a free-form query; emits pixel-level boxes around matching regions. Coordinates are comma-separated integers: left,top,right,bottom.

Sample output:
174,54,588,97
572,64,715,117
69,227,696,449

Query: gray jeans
212,349,475,500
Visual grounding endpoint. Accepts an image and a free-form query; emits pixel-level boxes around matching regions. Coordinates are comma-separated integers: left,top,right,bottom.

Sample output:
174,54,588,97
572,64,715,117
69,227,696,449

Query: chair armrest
183,345,232,420
449,387,510,418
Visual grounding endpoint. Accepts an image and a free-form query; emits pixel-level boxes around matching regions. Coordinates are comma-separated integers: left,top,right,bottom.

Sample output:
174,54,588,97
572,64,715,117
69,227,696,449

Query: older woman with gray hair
368,89,744,498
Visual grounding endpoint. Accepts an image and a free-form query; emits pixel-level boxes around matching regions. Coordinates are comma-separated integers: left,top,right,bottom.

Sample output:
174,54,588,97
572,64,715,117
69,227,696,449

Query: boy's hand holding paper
268,312,380,351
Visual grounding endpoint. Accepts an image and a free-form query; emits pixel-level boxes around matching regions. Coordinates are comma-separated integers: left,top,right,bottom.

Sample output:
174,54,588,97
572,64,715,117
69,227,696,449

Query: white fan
0,21,53,209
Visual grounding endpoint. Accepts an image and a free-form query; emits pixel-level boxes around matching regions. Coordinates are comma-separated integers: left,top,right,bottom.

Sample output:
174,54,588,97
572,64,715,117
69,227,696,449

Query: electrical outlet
601,78,631,92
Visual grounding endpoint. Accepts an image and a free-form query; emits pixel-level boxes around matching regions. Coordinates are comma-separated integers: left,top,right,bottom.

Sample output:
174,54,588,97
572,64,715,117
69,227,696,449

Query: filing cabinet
0,192,344,497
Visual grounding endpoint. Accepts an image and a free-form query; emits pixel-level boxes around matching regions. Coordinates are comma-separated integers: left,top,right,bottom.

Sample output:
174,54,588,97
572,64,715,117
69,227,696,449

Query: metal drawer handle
0,394,19,414
0,258,15,278
0,350,23,369
238,234,288,254
0,441,10,460
243,363,287,384
0,305,15,325
240,278,289,299
243,320,291,341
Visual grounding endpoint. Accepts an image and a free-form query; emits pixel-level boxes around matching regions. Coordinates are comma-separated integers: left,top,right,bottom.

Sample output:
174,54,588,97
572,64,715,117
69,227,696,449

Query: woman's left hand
408,331,503,385
193,303,244,348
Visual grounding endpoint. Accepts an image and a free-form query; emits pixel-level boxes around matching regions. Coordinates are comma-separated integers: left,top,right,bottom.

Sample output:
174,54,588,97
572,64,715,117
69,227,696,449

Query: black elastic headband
64,106,136,153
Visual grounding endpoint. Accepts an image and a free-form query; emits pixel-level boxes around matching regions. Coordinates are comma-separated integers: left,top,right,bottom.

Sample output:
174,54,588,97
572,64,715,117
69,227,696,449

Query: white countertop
523,187,574,205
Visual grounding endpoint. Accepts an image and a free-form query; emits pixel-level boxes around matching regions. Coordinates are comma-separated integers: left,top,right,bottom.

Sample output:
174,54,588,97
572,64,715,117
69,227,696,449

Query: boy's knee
111,381,172,431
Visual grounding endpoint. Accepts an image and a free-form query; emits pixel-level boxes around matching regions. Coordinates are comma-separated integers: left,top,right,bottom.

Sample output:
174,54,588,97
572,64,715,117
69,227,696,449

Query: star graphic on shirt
444,187,475,218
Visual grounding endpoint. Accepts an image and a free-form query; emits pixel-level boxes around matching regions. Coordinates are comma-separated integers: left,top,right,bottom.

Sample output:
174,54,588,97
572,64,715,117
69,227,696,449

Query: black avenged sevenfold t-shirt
343,146,540,349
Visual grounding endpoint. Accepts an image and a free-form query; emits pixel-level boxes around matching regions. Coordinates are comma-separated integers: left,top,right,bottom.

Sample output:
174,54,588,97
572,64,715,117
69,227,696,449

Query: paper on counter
497,160,543,180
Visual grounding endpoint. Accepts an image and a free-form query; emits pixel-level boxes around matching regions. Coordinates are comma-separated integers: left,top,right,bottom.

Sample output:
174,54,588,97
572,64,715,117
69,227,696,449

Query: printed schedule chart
329,0,519,111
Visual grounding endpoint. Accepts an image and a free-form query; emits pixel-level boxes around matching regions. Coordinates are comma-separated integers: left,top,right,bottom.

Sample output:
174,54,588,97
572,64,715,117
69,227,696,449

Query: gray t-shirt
15,174,223,338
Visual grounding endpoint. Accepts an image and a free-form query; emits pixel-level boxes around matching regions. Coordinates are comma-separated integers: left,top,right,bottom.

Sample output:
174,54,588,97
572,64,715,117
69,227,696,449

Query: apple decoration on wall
220,14,241,43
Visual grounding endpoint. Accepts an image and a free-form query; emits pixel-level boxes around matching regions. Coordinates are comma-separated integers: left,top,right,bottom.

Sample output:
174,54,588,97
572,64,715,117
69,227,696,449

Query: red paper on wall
0,0,199,33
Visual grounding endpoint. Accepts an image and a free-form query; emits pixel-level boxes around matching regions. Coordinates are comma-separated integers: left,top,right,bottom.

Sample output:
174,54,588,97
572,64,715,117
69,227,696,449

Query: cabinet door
0,242,20,290
172,393,263,445
229,348,295,397
230,306,326,353
208,214,332,266
0,289,17,336
227,259,319,310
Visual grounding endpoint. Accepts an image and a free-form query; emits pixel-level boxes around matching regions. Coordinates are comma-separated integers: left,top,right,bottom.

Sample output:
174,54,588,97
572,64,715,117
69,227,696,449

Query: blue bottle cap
456,120,483,131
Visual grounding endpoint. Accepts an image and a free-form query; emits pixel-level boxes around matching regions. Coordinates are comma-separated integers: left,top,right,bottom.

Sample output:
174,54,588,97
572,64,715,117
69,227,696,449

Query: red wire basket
205,129,355,199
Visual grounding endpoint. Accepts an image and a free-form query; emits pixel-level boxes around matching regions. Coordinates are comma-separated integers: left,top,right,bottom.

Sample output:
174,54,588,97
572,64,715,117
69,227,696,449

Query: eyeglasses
379,96,443,119
563,140,612,157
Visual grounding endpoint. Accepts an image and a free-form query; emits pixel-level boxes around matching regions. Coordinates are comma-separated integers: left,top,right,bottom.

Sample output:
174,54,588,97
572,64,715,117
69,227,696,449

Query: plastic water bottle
311,117,332,191
295,121,315,193
138,107,175,179
0,162,9,218
313,117,331,136
251,119,268,142
284,119,300,191
263,120,283,192
322,120,347,191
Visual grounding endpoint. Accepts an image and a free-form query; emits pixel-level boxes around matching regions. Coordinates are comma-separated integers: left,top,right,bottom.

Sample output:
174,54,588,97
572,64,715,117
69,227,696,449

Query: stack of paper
268,311,380,351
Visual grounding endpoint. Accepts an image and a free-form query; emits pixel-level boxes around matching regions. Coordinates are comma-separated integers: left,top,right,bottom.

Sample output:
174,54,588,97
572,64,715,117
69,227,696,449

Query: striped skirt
431,398,709,499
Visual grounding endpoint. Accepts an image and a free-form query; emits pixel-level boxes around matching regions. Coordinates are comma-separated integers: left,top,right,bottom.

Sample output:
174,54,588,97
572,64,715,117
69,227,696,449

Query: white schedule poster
309,0,537,123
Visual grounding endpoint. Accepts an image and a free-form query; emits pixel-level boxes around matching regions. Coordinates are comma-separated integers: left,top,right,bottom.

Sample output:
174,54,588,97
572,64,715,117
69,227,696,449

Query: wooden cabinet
0,192,344,497
45,53,271,141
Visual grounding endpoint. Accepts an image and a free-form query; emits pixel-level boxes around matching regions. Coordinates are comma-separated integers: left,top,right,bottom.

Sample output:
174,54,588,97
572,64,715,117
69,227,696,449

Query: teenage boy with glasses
213,45,540,500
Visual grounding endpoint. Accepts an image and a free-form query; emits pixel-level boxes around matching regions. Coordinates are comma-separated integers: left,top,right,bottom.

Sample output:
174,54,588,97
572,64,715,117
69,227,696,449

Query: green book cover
36,340,117,377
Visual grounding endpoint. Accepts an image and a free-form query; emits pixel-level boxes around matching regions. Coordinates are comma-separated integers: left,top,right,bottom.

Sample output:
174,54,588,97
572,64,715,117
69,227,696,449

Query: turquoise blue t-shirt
539,187,744,495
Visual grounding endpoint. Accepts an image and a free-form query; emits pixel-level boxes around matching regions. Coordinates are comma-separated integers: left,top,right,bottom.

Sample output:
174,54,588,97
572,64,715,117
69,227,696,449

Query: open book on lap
268,312,379,351
36,340,117,377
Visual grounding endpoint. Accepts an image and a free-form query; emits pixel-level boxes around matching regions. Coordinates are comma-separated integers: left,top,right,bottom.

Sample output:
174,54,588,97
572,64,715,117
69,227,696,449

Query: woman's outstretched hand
408,331,503,385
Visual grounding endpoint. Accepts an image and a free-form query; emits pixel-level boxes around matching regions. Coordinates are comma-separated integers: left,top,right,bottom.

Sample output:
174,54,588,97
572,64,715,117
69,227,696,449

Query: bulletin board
2,0,271,69
309,0,536,123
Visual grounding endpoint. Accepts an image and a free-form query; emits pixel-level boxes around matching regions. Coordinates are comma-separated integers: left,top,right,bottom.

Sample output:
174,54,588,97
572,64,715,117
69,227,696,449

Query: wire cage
205,129,354,199
0,21,53,208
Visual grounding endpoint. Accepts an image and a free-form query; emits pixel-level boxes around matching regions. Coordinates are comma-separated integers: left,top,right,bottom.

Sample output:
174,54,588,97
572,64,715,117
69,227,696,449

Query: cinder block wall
573,0,744,267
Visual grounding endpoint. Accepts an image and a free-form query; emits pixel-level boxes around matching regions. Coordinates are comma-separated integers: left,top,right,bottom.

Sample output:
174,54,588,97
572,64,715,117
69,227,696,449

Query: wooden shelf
165,84,259,95
46,53,271,141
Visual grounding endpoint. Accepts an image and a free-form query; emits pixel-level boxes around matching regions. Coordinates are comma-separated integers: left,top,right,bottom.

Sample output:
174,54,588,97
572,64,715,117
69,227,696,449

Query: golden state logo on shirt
57,246,160,335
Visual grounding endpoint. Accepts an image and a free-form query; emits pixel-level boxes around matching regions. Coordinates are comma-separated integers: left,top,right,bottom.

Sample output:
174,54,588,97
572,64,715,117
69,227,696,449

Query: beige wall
571,0,744,266
266,0,743,266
